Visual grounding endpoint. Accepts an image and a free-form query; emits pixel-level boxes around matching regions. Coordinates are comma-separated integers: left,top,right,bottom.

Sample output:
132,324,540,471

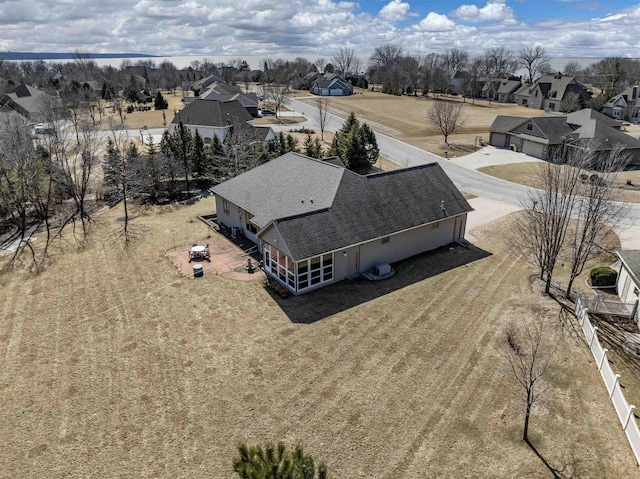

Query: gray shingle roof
617,250,640,287
489,116,528,134
212,153,346,228
273,163,473,261
171,99,252,128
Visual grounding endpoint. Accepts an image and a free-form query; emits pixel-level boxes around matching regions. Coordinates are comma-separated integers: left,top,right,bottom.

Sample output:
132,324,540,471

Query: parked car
260,109,276,116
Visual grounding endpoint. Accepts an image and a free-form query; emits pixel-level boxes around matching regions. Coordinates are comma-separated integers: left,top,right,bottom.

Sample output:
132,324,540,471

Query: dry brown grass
300,91,546,157
100,90,186,130
1,202,638,478
478,162,640,203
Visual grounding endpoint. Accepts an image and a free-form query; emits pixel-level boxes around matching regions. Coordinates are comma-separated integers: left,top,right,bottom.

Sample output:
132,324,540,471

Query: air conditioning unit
375,263,391,276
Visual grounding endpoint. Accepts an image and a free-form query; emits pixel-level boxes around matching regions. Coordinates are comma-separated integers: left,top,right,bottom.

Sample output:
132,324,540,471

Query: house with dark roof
192,74,227,95
212,152,472,295
311,73,353,96
603,86,640,123
170,98,253,144
616,250,640,320
489,108,640,165
198,89,259,117
0,83,54,120
513,73,591,112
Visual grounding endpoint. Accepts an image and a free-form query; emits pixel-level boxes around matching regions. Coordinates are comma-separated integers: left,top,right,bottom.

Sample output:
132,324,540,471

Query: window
381,236,390,244
296,253,333,292
526,123,533,131
522,99,528,106
245,212,257,235
223,199,230,214
534,90,538,97
549,103,556,110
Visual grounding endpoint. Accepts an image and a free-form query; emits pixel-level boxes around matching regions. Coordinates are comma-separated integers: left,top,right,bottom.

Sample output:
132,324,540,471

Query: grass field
1,201,637,478
299,91,546,158
478,162,640,203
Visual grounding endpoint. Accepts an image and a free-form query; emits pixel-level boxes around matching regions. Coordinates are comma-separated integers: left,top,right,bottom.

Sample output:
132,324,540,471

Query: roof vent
440,200,447,216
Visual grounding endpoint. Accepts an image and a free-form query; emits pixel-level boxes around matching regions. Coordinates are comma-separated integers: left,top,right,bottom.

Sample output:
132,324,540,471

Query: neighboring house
445,70,468,95
198,89,259,117
616,250,640,320
311,73,353,96
169,98,253,144
496,78,522,103
192,74,226,95
0,83,54,120
212,153,472,295
603,86,640,123
489,108,640,165
303,71,320,90
513,73,591,111
253,125,276,143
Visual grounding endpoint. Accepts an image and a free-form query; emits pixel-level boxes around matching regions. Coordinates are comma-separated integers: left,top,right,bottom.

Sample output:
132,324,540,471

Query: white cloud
0,0,639,62
378,0,410,22
412,12,456,32
453,0,515,23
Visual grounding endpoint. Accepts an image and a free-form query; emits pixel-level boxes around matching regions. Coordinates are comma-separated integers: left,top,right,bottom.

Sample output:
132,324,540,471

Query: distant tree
427,100,465,146
370,43,403,92
563,61,582,76
154,91,168,110
233,443,328,479
315,97,330,141
261,83,291,118
560,91,583,113
323,63,335,74
333,47,356,76
518,45,551,82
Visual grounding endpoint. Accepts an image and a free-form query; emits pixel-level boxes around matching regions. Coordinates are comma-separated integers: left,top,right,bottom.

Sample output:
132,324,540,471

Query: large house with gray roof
513,73,591,112
489,108,640,165
212,152,472,295
311,73,353,96
0,83,54,120
170,98,254,144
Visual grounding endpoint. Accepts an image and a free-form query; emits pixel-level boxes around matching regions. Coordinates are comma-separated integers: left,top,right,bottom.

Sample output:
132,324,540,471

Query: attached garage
521,140,545,158
490,133,508,148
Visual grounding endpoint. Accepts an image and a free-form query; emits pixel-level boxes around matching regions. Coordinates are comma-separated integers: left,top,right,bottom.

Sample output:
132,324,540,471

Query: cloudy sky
0,0,639,60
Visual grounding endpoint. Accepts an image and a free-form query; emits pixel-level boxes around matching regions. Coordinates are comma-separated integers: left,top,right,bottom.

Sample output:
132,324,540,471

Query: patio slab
165,235,263,281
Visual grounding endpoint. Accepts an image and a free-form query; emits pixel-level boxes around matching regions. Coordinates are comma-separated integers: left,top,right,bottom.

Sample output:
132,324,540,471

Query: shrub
589,266,618,287
126,105,135,114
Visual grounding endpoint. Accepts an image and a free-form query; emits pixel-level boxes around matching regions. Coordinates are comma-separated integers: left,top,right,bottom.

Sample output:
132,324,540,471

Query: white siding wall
618,267,639,304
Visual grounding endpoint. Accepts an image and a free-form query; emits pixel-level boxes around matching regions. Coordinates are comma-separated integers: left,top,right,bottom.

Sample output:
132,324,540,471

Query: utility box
375,263,391,276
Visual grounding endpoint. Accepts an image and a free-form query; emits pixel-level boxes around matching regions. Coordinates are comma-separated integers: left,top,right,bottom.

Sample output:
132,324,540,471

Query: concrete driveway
449,145,542,170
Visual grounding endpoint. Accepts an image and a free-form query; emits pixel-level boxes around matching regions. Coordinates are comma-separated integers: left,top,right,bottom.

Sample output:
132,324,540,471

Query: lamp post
139,125,147,142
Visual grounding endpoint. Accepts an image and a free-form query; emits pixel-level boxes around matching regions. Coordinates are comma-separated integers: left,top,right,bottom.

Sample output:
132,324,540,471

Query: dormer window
527,123,533,131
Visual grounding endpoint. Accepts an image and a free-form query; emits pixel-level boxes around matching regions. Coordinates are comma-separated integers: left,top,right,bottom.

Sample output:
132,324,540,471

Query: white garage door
522,140,545,158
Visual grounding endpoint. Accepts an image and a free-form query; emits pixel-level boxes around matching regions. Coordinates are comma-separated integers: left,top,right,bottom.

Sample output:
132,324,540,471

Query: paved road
280,97,640,229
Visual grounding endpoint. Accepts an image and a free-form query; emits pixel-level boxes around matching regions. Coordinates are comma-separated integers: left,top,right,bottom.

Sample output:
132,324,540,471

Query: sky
0,0,639,60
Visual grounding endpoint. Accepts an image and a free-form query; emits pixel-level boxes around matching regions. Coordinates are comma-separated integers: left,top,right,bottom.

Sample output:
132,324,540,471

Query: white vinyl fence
575,293,640,467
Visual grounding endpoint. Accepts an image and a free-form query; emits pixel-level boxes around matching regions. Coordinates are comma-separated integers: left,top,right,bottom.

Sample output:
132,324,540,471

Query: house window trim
223,199,230,215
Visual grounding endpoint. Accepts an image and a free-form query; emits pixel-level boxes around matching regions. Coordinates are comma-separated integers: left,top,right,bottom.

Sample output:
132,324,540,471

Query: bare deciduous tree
333,47,356,77
315,97,330,142
498,315,559,443
565,143,629,298
518,45,551,83
261,83,291,118
427,100,465,146
513,140,628,297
